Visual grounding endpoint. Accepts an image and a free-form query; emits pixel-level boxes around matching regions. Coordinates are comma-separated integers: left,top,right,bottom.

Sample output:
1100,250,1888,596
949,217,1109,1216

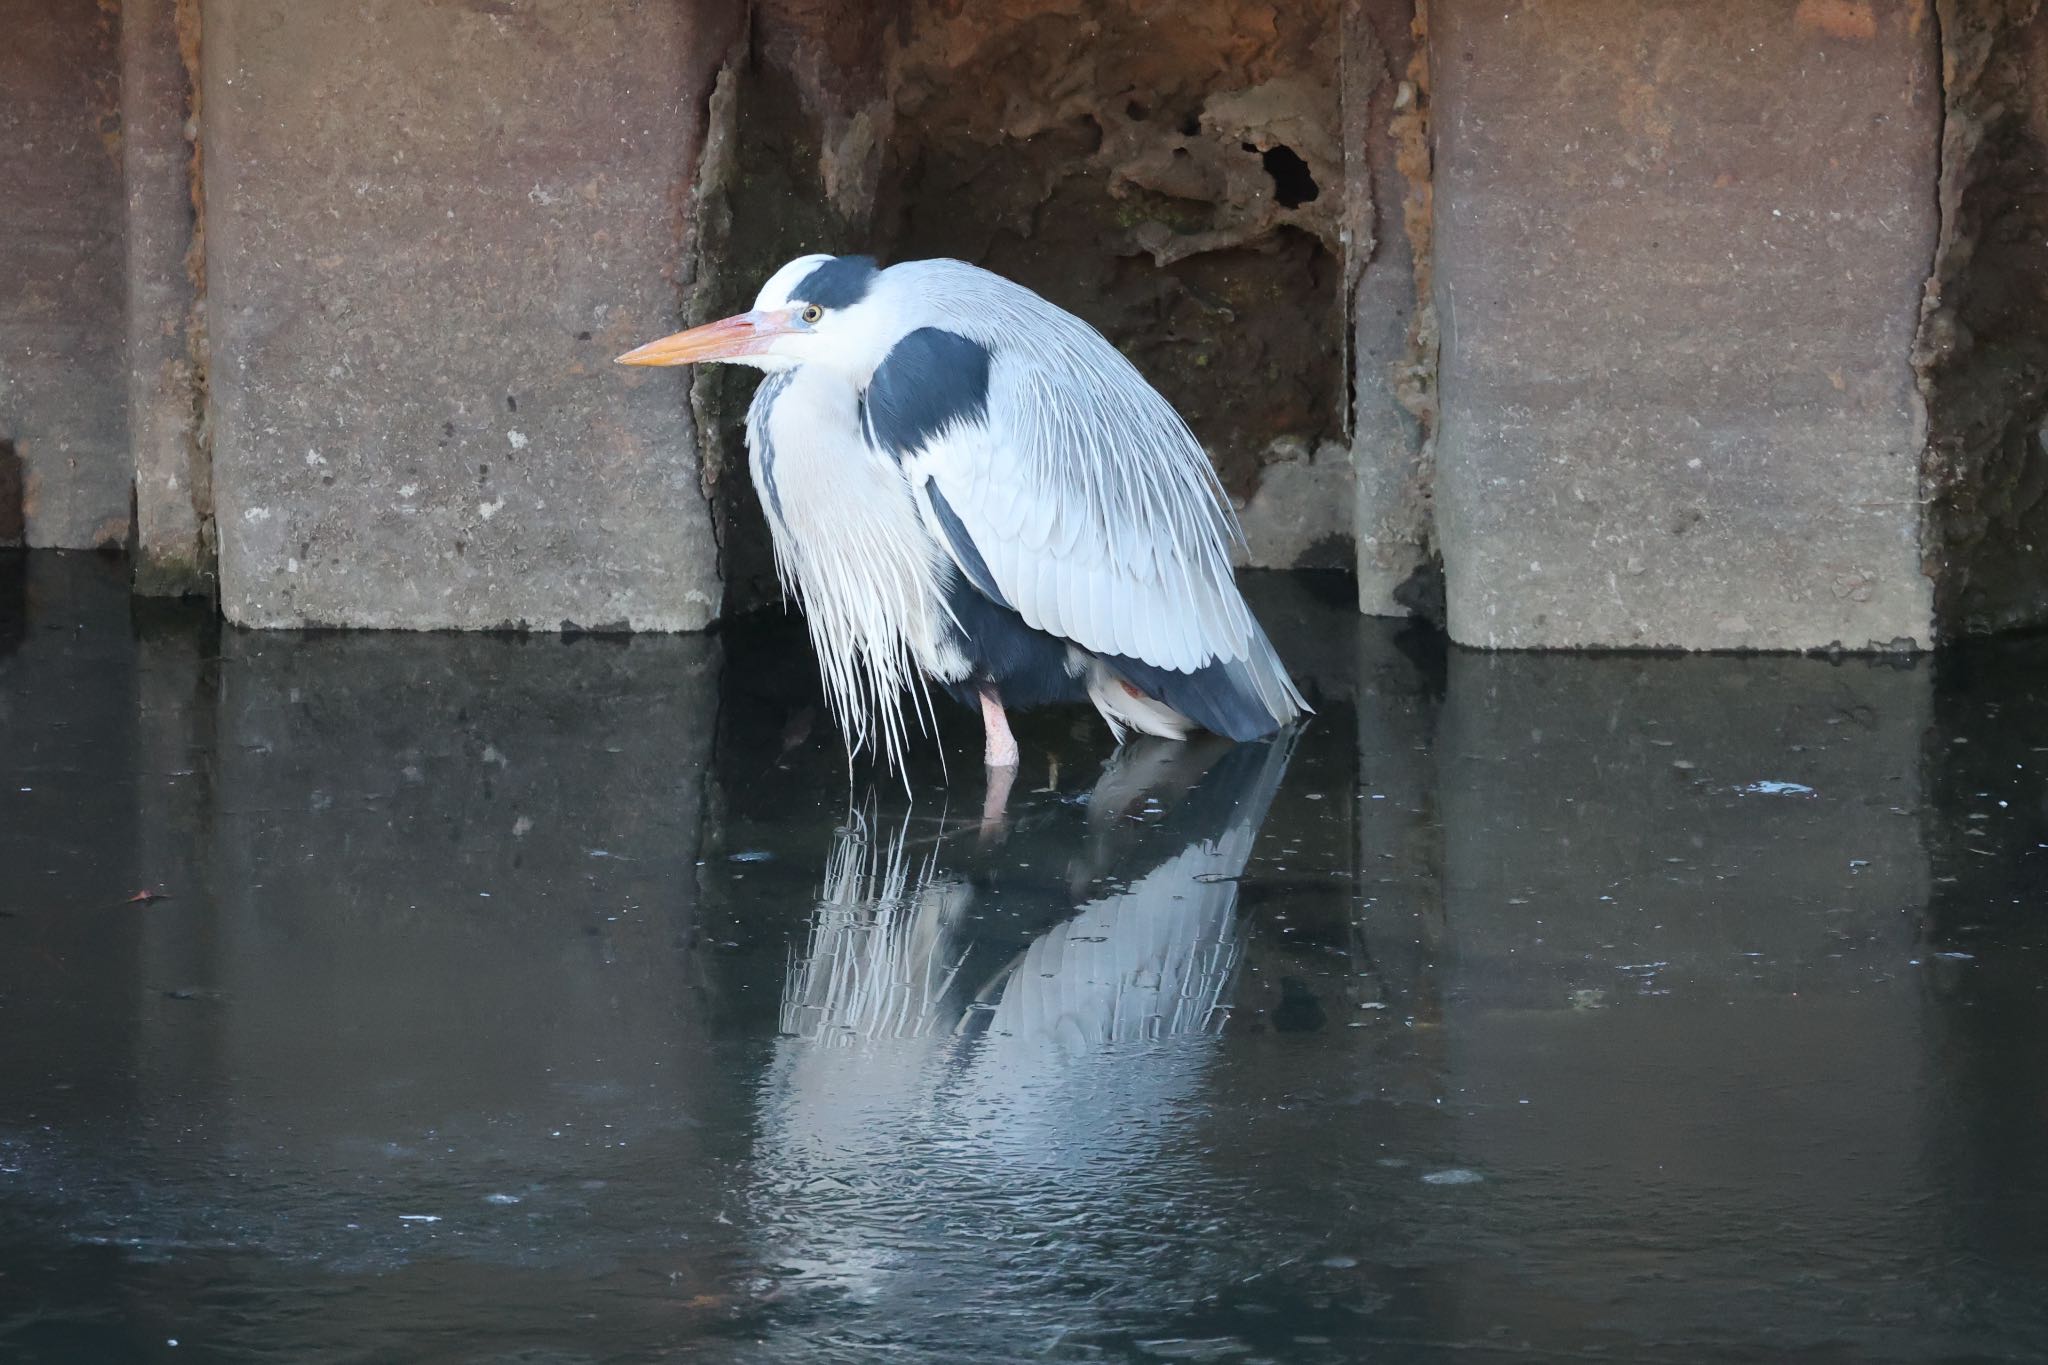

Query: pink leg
979,685,1020,769
978,760,1016,844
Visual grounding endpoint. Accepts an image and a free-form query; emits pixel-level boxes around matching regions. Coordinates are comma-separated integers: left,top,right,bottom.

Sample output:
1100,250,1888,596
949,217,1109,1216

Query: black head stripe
790,255,880,309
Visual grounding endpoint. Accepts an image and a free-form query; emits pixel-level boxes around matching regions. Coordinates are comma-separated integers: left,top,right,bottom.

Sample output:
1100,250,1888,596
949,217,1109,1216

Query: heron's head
615,254,897,382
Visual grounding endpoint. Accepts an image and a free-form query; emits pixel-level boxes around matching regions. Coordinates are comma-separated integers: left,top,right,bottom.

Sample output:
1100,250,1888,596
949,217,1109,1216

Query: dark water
2,550,2046,1364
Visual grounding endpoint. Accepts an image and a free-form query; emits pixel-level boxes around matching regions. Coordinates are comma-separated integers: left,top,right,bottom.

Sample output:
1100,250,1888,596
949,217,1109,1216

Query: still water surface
2,552,2045,1363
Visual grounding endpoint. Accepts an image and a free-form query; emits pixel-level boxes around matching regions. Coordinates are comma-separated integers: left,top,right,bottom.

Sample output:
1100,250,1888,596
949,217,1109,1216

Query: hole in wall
1262,144,1319,207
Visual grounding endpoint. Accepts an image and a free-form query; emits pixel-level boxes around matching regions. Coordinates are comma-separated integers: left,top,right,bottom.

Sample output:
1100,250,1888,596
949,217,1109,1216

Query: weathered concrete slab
202,0,738,630
0,0,131,549
124,0,213,596
1431,0,1940,650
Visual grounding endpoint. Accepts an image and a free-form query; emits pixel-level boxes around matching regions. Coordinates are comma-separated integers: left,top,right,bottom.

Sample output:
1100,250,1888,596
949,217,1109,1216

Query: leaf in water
126,889,170,905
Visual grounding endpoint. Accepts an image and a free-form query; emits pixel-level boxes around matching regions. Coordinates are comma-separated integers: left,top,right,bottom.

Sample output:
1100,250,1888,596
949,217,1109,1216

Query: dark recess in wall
1919,0,2048,637
703,0,1354,616
876,0,1348,502
0,441,23,547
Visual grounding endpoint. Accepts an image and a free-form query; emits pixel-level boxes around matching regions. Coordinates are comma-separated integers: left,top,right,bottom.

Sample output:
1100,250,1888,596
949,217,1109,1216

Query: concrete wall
7,0,2048,648
1429,0,1941,651
0,0,130,549
200,0,736,631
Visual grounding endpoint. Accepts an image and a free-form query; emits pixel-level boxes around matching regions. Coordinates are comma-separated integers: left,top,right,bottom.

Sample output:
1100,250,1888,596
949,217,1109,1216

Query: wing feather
874,260,1305,728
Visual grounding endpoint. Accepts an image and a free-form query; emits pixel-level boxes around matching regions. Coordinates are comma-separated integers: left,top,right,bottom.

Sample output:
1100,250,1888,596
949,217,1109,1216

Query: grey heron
618,254,1306,769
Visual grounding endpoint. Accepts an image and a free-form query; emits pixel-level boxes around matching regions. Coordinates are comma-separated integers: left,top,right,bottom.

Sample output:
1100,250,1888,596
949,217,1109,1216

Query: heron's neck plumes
746,368,953,770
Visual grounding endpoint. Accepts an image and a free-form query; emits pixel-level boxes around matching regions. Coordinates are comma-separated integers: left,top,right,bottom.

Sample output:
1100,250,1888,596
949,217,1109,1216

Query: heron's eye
800,304,825,325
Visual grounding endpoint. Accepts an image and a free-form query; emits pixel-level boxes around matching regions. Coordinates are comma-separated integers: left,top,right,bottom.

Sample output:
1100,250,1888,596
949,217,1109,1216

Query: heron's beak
614,308,798,366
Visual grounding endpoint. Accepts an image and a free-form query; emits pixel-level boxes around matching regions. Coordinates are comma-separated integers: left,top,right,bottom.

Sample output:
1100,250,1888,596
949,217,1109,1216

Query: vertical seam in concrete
177,0,216,592
1339,0,1381,447
1393,0,1439,560
1912,0,1949,609
686,28,752,529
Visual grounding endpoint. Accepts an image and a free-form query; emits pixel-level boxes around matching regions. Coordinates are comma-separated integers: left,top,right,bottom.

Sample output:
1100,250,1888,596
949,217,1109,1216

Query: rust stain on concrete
1796,0,1879,40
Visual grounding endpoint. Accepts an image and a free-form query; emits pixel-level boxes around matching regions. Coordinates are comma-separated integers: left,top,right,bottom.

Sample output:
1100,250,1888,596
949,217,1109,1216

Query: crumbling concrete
1345,0,1433,613
1234,437,1354,570
124,0,214,597
0,0,131,549
1431,0,1941,651
202,0,740,630
878,0,1349,504
1915,0,2048,637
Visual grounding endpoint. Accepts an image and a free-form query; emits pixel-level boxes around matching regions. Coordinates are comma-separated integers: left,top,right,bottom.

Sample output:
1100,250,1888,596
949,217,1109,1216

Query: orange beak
614,308,800,367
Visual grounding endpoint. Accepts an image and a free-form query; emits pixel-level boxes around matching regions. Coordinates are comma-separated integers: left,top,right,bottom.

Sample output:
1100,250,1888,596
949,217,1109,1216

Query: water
2,550,2045,1364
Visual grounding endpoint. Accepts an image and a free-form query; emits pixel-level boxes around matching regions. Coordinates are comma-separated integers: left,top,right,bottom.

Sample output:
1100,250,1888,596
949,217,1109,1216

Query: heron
617,254,1305,769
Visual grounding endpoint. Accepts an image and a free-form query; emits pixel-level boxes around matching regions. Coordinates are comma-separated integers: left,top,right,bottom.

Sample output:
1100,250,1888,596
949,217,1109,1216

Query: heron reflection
777,732,1297,1050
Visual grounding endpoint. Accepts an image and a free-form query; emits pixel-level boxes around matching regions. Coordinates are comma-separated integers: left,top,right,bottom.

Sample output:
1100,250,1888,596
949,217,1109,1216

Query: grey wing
869,273,1304,736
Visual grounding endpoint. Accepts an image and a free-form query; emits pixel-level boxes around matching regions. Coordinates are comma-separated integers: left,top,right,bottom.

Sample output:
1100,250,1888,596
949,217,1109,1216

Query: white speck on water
728,850,774,864
484,1193,522,1205
1422,1168,1485,1186
512,816,533,836
304,449,326,467
1936,951,1976,961
478,498,505,520
241,506,271,523
398,483,419,499
507,430,529,450
286,558,300,574
1739,780,1816,796
398,1214,441,1223
1320,1254,1357,1268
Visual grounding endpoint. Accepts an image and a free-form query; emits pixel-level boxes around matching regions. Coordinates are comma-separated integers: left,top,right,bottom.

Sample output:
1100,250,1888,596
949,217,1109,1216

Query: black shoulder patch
863,327,992,460
790,255,879,308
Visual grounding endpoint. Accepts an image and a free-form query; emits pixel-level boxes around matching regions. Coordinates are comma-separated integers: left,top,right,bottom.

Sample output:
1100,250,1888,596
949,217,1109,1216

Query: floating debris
1738,781,1816,797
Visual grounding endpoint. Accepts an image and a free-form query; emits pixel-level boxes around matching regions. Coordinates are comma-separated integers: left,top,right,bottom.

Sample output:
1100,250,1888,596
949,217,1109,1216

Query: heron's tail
1094,621,1308,743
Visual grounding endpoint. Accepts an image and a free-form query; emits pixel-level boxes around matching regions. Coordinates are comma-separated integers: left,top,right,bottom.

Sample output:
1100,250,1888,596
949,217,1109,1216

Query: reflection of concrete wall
1417,650,1937,1349
202,0,737,630
0,1,129,548
0,556,141,1114
120,629,727,1237
1435,652,1931,1005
